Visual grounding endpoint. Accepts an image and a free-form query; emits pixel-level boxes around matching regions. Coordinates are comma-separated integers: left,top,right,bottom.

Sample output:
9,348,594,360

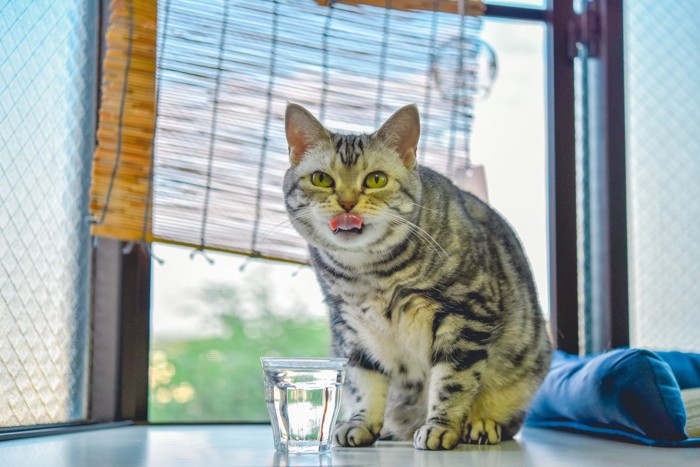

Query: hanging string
459,5,487,175
461,36,476,175
190,246,215,264
420,0,441,164
250,0,280,256
446,0,467,176
195,0,230,261
458,0,472,174
374,0,392,128
461,106,473,174
239,255,254,272
142,0,171,245
319,0,335,123
120,240,163,264
91,0,134,227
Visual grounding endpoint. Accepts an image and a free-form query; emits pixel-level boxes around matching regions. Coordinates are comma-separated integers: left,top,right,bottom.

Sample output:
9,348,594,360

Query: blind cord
319,0,335,123
92,0,134,227
250,0,281,257
193,0,232,265
446,0,468,176
374,0,392,128
132,0,173,265
420,0,441,164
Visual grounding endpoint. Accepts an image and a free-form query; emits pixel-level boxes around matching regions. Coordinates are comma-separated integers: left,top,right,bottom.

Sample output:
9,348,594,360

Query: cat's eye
311,171,334,188
364,171,388,189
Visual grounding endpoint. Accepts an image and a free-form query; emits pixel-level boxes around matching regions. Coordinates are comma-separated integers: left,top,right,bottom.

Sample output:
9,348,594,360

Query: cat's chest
340,283,435,377
346,282,392,314
337,278,399,325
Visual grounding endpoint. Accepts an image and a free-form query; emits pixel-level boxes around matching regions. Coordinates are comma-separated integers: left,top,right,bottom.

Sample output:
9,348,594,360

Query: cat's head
283,104,422,252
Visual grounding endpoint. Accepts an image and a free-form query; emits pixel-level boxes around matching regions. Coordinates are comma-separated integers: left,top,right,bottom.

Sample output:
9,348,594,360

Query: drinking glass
262,357,348,454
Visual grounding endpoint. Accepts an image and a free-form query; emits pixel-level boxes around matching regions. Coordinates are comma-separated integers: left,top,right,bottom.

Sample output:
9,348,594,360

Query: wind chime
430,0,497,202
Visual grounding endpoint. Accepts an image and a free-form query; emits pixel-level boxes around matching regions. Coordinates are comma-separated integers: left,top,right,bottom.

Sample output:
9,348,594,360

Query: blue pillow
656,351,700,389
525,348,700,447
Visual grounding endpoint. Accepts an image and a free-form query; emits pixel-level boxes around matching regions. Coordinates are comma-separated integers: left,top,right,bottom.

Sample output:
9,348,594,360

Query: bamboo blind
317,0,486,15
90,0,157,241
90,0,487,264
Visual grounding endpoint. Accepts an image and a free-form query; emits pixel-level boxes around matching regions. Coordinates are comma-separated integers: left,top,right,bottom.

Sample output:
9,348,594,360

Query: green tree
150,274,330,422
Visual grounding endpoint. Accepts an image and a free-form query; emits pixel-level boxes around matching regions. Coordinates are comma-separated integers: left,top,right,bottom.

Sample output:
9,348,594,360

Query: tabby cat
283,103,552,450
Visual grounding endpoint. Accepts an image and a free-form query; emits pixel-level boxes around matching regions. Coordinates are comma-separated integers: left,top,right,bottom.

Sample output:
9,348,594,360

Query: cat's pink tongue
329,213,363,231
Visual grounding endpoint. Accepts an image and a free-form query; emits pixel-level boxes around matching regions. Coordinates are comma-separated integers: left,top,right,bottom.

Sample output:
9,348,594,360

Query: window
624,0,700,353
148,1,550,422
149,245,329,421
0,0,97,428
8,0,677,437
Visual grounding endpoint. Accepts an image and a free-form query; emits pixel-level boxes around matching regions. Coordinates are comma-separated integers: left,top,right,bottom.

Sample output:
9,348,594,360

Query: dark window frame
2,0,630,439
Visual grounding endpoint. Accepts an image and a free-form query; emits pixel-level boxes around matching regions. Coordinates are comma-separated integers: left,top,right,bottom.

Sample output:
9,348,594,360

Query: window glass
0,0,96,427
149,244,329,422
474,18,548,317
624,0,700,352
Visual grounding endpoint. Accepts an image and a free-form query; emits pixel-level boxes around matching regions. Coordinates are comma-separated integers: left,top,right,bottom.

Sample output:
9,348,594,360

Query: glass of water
261,357,348,454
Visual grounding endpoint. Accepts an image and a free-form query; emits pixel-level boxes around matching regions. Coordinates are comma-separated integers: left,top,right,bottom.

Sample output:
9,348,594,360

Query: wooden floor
0,424,696,466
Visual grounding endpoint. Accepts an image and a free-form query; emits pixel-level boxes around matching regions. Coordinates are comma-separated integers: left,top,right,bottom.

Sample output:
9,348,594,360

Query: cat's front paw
413,424,459,450
333,421,380,447
464,419,502,445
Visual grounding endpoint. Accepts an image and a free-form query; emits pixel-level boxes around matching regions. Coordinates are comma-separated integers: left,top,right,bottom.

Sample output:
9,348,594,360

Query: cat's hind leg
464,414,524,444
463,375,536,445
465,418,503,445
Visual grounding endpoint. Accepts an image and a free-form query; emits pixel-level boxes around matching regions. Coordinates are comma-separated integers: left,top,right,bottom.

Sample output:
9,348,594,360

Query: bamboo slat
316,0,486,15
90,0,157,240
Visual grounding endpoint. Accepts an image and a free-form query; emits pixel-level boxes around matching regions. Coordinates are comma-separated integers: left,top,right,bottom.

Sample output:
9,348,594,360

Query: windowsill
0,424,691,466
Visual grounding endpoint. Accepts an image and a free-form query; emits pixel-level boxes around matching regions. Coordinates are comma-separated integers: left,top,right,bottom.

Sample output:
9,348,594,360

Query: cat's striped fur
283,103,552,450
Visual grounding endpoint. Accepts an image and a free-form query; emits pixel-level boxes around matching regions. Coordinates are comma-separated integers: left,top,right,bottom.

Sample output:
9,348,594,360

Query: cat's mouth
329,213,364,235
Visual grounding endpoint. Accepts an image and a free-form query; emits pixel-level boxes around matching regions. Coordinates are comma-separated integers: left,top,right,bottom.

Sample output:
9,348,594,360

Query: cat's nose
339,200,356,212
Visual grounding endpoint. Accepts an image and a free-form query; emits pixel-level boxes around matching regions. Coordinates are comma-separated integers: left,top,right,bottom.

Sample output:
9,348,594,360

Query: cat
283,103,552,450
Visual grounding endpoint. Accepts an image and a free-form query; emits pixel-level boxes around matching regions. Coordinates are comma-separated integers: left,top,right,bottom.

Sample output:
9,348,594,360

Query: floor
0,424,696,466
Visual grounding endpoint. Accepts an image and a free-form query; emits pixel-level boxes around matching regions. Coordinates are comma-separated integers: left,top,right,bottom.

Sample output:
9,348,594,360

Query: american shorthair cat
283,103,551,450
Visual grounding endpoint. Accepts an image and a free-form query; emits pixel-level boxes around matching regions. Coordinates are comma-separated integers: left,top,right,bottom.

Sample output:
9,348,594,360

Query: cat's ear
285,103,329,166
374,104,420,169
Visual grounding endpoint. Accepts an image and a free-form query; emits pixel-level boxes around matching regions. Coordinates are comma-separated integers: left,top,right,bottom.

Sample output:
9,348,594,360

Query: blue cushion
525,349,700,447
656,351,700,389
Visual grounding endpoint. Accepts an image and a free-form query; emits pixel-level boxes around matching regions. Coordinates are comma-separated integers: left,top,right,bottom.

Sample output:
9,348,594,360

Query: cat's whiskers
257,210,318,244
386,218,444,259
387,218,447,260
404,200,442,216
383,211,449,259
384,211,449,259
256,218,297,244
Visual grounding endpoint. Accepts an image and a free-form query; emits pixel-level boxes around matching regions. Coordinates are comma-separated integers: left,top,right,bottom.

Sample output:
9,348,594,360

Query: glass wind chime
431,0,497,202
